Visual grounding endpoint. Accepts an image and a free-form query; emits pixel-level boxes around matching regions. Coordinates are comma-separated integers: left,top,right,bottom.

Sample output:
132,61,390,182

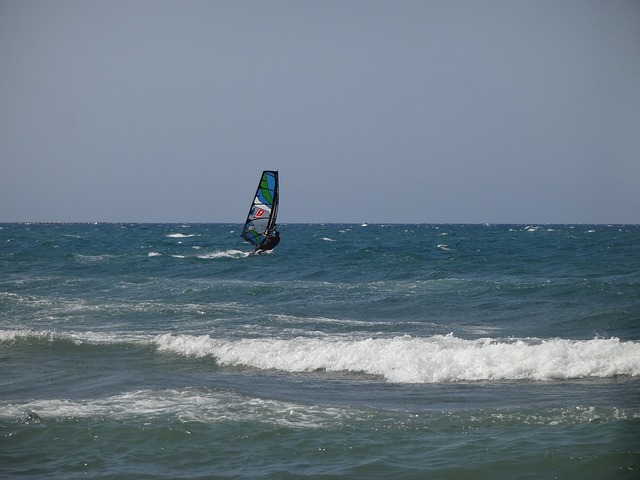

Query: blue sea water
1,223,639,479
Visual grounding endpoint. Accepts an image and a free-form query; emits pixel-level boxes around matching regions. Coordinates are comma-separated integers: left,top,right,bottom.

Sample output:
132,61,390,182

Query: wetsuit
254,231,280,253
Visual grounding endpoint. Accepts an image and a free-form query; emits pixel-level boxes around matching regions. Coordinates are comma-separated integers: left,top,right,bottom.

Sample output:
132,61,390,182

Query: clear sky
1,0,639,224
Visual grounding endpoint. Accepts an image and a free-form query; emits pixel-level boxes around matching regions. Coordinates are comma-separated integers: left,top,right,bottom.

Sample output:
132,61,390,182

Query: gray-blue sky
1,0,639,223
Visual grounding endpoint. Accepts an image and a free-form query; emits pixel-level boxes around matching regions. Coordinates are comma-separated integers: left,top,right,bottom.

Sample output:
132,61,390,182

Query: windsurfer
254,230,280,254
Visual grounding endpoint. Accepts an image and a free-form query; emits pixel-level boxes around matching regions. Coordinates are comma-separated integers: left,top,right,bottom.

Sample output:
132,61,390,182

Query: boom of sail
241,170,279,248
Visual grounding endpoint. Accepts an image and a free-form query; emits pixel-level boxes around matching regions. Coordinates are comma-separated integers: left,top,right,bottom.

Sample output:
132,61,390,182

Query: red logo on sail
254,208,265,218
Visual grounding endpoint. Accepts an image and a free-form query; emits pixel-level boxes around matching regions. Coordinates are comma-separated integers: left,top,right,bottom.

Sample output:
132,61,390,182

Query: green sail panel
241,170,279,247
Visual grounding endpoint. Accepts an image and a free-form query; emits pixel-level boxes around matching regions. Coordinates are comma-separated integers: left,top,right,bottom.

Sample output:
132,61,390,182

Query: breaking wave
3,329,639,383
5,330,640,383
154,334,640,383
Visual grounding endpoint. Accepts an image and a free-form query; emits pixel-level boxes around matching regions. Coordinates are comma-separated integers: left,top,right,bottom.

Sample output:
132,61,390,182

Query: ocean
1,223,639,479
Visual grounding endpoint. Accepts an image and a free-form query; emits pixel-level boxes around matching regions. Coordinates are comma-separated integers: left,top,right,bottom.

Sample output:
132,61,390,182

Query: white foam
73,253,117,262
5,328,638,384
166,233,197,238
0,328,147,345
196,250,250,259
154,334,640,383
0,328,52,342
0,388,357,428
148,252,162,257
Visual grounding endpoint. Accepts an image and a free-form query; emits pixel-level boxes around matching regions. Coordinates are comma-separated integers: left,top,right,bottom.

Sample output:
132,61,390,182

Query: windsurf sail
241,170,279,248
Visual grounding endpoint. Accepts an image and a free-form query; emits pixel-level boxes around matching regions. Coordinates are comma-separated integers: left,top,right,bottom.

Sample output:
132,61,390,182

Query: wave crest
154,334,640,383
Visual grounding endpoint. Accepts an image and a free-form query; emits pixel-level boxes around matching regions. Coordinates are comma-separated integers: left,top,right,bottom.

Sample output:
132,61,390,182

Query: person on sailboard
254,230,280,254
